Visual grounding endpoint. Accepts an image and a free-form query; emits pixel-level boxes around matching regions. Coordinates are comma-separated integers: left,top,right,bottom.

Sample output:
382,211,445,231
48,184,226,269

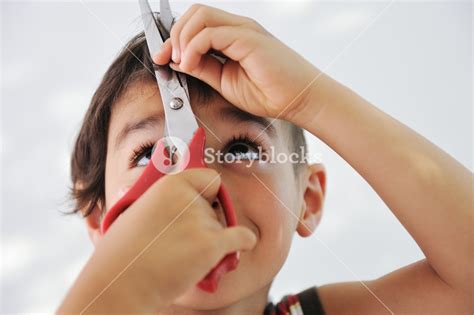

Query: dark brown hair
70,32,306,217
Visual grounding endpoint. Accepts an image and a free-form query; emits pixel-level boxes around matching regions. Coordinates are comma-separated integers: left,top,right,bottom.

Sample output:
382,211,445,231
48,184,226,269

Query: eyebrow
217,106,277,138
115,113,164,149
115,106,276,149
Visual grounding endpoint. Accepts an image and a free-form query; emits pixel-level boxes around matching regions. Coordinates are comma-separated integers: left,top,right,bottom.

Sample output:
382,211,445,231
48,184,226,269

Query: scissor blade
139,0,164,57
160,0,174,33
139,0,198,151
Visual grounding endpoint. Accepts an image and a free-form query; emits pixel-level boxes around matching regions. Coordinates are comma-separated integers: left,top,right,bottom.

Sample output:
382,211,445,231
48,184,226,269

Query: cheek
104,154,143,212
172,172,299,309
253,183,297,262
236,170,300,275
108,187,129,209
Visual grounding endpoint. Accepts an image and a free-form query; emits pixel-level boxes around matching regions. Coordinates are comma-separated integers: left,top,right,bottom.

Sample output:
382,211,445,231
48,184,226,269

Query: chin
170,234,289,311
174,268,254,310
173,257,272,311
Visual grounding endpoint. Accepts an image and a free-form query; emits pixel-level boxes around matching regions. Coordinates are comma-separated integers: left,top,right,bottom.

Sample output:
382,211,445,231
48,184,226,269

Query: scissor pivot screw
169,97,184,110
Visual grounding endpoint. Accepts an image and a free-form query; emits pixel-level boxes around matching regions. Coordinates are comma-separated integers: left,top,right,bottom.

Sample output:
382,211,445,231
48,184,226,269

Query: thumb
219,226,257,254
169,55,224,96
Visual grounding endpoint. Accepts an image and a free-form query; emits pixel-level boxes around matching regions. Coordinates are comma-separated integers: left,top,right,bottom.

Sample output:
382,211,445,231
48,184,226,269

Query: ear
75,181,103,247
296,163,326,237
77,198,102,247
84,203,103,247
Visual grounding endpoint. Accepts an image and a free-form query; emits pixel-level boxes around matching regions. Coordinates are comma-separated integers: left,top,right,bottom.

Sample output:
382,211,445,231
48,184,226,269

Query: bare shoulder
317,260,472,314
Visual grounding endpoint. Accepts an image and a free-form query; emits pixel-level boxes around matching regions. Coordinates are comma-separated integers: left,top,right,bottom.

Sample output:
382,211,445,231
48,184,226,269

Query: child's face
99,82,315,309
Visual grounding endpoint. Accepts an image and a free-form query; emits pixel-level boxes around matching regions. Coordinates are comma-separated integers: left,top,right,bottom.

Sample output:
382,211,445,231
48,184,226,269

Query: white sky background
1,0,472,313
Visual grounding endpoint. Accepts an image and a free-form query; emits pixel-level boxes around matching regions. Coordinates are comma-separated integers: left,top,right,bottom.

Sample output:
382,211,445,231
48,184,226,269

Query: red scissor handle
100,127,238,293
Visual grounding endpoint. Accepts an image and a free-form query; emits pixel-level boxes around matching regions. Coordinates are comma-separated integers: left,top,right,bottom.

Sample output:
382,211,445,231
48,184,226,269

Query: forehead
112,81,163,119
109,80,228,141
108,80,280,148
112,80,216,120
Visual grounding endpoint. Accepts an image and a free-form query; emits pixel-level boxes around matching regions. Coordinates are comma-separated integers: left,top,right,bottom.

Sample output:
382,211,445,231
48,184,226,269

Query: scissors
99,0,239,293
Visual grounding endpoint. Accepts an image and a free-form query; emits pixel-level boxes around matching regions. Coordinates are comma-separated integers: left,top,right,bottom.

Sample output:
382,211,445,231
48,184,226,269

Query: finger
169,168,222,204
180,26,260,72
153,38,172,65
178,6,253,60
169,4,202,63
219,226,257,254
170,55,224,96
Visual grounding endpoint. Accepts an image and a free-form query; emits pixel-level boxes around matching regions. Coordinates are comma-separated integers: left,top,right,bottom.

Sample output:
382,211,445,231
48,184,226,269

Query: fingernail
170,62,180,71
172,48,178,62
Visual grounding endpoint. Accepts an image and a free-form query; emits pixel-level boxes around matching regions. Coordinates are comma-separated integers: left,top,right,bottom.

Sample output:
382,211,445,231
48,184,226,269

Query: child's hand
153,4,321,126
60,169,256,313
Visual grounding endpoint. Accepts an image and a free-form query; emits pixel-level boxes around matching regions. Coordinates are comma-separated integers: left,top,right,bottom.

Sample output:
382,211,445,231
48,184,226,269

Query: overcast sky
1,0,472,313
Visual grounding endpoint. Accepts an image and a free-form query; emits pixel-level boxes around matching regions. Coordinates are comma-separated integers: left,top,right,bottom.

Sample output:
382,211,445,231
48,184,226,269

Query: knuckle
243,17,268,34
204,167,219,178
190,3,204,12
243,17,257,25
203,169,221,189
243,17,258,28
194,5,210,20
170,25,179,40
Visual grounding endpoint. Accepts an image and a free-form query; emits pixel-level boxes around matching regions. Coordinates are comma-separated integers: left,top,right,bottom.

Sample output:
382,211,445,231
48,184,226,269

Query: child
58,4,473,314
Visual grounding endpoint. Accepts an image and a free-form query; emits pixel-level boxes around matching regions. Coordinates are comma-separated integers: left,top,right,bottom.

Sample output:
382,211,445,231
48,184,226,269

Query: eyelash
224,134,265,155
128,134,265,168
129,140,155,167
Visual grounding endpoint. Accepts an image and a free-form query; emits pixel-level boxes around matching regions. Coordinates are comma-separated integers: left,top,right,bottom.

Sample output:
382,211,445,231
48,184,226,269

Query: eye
130,142,155,167
136,149,152,166
225,136,261,161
